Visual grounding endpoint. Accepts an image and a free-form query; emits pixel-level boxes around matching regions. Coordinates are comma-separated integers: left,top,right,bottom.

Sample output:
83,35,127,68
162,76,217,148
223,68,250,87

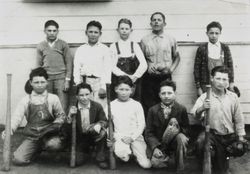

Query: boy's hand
148,65,160,74
69,106,77,116
93,124,101,134
98,88,107,99
121,136,133,144
107,138,115,149
153,148,164,158
63,80,70,92
197,87,203,96
202,99,210,111
1,130,13,140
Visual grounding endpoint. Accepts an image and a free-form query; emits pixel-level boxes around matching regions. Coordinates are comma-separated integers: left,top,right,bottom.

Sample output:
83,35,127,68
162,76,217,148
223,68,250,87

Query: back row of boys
2,11,246,174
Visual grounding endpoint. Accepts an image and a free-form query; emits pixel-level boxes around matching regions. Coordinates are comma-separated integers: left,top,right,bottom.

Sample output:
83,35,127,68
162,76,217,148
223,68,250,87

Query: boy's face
44,25,58,42
117,23,132,41
159,86,176,105
206,27,221,44
77,88,91,105
86,26,101,45
150,14,166,32
30,76,48,94
115,83,132,102
211,72,229,92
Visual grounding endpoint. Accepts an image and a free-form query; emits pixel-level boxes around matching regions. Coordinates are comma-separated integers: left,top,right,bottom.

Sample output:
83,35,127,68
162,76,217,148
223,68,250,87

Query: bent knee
13,154,31,166
44,136,63,151
138,159,152,169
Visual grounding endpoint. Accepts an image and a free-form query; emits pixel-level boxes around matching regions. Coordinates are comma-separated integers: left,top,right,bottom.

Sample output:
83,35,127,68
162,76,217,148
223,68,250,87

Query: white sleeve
73,47,82,85
132,43,148,78
131,102,145,140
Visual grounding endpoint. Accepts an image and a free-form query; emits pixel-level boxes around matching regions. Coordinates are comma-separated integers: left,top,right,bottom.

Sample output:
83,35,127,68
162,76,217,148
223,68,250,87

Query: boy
191,66,246,173
110,18,147,101
194,21,235,96
73,20,112,108
109,75,151,169
141,12,181,114
37,20,73,112
144,80,189,173
1,67,66,165
66,83,108,169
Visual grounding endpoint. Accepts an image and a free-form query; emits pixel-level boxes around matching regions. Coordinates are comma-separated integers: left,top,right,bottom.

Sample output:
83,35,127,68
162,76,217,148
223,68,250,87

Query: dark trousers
196,131,237,173
141,73,172,115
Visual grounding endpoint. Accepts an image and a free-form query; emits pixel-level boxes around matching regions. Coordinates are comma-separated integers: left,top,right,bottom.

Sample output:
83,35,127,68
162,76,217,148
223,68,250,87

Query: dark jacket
144,102,189,157
75,100,108,136
194,42,234,89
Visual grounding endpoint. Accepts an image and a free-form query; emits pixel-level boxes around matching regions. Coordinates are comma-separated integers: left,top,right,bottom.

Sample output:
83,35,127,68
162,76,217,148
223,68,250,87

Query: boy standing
1,67,66,165
141,12,180,114
73,20,112,108
66,83,108,169
144,80,189,173
194,21,235,96
110,76,151,169
37,20,73,112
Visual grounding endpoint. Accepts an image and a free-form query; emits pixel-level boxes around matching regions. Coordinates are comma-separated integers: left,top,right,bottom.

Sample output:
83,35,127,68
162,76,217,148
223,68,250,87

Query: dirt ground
1,126,250,174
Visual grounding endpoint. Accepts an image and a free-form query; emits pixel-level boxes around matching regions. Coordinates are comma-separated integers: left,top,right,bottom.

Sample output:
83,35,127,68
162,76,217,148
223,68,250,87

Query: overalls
111,42,141,101
13,95,55,164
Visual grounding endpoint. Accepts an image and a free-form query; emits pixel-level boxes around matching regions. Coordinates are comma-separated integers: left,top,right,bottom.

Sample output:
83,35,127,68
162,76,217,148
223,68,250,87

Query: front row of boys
1,65,247,173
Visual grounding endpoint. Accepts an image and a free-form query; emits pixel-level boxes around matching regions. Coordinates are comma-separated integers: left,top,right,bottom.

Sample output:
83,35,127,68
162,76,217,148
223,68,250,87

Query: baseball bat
203,85,212,174
106,83,116,170
2,74,12,171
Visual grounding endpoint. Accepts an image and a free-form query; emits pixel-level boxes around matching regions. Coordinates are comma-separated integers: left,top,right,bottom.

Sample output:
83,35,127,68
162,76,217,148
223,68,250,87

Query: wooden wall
0,0,250,124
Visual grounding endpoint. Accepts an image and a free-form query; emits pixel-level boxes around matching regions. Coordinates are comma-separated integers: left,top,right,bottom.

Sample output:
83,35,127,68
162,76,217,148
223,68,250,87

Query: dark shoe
97,161,109,169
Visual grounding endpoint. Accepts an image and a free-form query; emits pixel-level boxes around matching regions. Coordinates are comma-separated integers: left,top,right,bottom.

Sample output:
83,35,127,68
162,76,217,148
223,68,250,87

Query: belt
84,75,98,79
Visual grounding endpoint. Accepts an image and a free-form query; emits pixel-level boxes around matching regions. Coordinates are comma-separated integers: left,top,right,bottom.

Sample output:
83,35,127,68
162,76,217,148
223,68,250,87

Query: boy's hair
29,67,48,81
76,83,92,95
44,20,59,29
150,12,166,23
159,80,176,92
86,20,102,31
118,18,132,28
115,75,133,88
207,21,222,32
211,66,229,77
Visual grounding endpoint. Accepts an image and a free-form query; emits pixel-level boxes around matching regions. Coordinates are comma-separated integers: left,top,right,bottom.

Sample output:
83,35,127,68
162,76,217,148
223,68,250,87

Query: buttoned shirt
11,91,65,133
191,90,245,136
110,39,147,78
110,98,145,141
78,102,91,133
140,32,179,72
208,41,221,59
73,42,112,88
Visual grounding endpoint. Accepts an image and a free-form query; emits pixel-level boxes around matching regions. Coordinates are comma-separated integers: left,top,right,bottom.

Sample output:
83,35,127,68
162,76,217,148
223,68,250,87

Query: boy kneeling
1,67,66,165
65,83,108,169
110,76,151,169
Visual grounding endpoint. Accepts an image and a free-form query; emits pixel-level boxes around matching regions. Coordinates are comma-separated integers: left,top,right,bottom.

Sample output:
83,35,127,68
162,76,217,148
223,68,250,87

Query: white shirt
78,102,90,132
110,39,147,78
73,42,112,88
110,98,145,140
208,41,221,59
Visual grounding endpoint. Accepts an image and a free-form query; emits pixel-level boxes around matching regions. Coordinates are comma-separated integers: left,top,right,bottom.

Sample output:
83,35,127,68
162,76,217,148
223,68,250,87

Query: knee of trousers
13,153,31,166
176,134,187,147
137,158,152,169
114,148,130,162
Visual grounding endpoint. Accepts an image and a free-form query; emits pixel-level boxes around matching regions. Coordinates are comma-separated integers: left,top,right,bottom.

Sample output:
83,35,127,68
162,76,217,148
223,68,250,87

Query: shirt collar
160,101,175,109
46,38,58,45
151,32,164,39
208,41,220,47
78,102,91,110
31,90,47,97
86,41,100,47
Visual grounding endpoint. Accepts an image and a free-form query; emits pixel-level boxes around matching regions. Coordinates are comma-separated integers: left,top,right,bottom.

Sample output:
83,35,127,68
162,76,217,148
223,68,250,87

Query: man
145,80,189,173
194,21,235,96
73,20,112,108
1,67,66,165
141,12,181,113
37,20,73,112
191,66,246,173
65,83,108,169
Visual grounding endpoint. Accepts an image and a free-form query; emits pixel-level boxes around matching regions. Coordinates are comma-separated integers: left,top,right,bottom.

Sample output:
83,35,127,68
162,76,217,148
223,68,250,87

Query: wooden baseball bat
106,83,116,170
2,74,12,171
203,85,211,174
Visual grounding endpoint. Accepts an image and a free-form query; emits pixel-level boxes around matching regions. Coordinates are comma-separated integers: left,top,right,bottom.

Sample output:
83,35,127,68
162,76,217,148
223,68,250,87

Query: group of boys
1,11,248,174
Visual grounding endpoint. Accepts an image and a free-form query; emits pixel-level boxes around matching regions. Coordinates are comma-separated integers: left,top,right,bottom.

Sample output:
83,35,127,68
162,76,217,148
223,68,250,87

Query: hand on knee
44,136,63,151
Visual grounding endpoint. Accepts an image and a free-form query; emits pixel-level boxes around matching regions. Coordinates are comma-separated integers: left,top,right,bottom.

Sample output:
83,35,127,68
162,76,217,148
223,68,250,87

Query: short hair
76,83,92,95
44,20,59,29
115,75,133,88
159,80,176,92
29,67,48,81
211,66,230,77
118,18,132,28
206,21,222,32
150,12,166,23
86,20,102,31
